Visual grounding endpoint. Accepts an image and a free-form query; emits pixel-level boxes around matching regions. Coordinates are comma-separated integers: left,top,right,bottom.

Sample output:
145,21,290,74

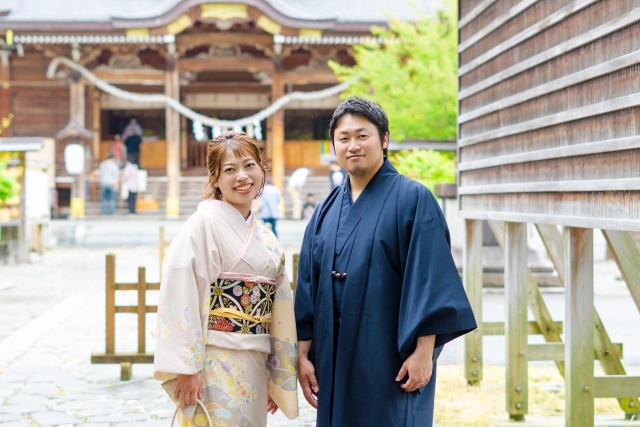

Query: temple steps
82,176,333,219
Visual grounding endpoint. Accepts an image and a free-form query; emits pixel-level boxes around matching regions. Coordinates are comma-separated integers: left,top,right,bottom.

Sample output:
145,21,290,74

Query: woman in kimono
154,131,298,427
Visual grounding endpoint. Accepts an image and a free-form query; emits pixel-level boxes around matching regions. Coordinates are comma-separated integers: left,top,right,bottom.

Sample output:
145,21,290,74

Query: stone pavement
0,245,316,427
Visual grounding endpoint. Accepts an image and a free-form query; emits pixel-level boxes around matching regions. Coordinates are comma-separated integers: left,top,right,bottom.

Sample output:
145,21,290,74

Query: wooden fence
91,254,158,380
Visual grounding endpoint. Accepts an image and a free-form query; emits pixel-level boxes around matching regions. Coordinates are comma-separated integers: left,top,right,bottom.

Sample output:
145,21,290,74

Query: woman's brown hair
203,131,268,200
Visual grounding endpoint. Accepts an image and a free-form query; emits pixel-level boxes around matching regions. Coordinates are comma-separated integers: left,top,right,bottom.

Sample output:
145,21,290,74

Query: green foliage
329,1,458,141
0,160,19,204
389,149,456,192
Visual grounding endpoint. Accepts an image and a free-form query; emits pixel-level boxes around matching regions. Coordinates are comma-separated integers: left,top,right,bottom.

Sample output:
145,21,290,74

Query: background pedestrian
98,154,120,215
110,134,127,168
123,160,139,214
287,167,310,220
260,176,281,237
124,128,142,165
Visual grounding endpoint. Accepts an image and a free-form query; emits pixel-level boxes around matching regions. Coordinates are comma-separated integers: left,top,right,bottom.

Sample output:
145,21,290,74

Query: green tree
389,149,456,192
329,1,458,142
0,159,18,205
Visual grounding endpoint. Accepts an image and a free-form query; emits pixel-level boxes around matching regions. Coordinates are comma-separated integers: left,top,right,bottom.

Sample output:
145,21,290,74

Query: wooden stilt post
537,224,640,416
564,227,594,427
602,230,640,312
464,219,483,385
505,222,528,420
490,221,565,376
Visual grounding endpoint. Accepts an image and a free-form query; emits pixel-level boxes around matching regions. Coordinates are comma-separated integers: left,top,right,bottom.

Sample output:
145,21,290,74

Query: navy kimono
295,159,477,427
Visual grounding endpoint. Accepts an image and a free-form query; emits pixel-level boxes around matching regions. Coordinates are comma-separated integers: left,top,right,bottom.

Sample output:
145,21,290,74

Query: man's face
333,114,388,178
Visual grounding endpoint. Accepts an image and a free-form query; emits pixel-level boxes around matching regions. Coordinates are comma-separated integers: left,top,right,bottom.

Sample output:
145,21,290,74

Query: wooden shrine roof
0,0,433,31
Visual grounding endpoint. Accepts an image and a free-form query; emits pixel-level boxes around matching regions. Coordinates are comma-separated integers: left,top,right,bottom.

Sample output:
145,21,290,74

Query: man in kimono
294,97,477,427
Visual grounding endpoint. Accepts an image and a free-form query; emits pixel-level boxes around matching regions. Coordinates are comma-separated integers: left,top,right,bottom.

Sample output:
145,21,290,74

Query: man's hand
267,395,278,414
175,371,203,409
395,335,436,392
298,340,319,409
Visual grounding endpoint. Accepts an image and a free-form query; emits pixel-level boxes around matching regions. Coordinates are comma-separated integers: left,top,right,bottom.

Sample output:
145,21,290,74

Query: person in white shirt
122,118,143,137
286,167,310,220
259,176,281,236
98,154,120,215
123,161,139,214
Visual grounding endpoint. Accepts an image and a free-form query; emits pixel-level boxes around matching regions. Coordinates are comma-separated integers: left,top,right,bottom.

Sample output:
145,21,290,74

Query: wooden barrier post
505,222,528,420
92,254,159,380
106,254,116,354
463,219,483,385
292,253,299,298
564,227,594,427
137,267,146,355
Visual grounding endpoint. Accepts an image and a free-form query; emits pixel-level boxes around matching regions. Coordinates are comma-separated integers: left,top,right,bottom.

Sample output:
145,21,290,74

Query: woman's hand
175,372,203,409
267,395,278,414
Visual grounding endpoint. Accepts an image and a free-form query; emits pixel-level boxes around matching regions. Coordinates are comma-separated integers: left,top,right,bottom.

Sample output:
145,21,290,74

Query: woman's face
216,149,263,212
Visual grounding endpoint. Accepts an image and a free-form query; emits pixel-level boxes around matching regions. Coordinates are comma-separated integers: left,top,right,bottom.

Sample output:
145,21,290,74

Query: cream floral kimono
154,200,298,427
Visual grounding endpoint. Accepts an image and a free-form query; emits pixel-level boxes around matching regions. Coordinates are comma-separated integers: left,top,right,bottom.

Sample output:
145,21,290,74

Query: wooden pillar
464,219,483,385
165,57,180,218
92,88,101,169
270,60,285,192
180,114,188,170
564,227,594,427
70,76,86,219
505,222,528,420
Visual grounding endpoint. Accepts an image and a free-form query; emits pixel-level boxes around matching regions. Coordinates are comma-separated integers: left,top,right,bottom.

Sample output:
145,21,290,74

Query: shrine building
0,0,424,217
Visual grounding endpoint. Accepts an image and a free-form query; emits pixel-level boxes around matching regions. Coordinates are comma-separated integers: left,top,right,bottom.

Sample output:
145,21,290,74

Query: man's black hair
328,97,390,156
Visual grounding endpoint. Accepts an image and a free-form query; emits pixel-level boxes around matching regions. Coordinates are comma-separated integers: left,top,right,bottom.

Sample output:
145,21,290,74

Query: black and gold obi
208,273,276,335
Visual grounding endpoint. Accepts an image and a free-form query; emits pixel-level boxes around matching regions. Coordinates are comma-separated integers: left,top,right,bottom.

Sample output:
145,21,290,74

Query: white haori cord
47,56,353,128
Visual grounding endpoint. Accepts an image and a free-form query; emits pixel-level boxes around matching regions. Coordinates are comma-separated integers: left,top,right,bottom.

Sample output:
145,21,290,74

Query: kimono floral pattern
253,222,286,274
266,338,298,391
177,349,260,427
208,279,275,335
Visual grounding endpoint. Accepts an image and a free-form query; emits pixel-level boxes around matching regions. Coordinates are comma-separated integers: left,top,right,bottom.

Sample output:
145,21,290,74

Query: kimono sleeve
293,209,317,341
397,188,477,359
266,249,299,419
153,214,221,381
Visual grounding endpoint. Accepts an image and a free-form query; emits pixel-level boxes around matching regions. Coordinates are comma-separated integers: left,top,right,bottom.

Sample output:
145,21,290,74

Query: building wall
457,0,640,231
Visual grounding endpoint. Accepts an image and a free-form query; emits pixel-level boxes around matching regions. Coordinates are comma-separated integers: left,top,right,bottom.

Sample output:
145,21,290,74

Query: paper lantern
64,143,85,175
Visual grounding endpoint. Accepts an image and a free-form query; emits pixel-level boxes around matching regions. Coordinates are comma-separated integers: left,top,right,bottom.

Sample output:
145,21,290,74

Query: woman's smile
234,183,253,194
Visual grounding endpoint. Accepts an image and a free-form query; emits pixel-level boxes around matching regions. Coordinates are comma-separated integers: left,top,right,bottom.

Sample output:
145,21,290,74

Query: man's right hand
298,356,319,409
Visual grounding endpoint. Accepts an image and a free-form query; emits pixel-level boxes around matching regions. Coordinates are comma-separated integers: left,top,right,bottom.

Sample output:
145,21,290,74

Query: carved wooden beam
178,56,273,73
283,71,337,85
92,68,166,86
176,33,273,55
